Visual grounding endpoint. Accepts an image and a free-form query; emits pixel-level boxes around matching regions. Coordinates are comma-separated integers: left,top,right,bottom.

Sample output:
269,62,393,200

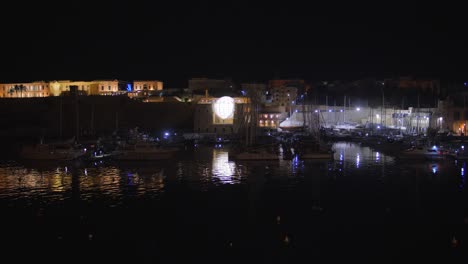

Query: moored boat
19,143,85,161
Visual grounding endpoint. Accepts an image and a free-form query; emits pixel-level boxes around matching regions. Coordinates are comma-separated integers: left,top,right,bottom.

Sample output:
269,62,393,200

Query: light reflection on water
211,149,237,184
0,142,465,203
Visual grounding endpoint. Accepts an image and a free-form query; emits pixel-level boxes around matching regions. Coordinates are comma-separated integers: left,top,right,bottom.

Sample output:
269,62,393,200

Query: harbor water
0,142,467,263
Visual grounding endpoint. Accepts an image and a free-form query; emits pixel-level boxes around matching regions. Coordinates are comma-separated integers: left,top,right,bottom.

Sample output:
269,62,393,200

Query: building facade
133,80,163,91
0,81,50,98
1,80,128,97
258,112,287,129
271,86,298,109
194,96,250,137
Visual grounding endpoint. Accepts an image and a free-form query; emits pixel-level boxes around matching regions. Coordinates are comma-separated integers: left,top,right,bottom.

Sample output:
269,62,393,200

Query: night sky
1,2,467,87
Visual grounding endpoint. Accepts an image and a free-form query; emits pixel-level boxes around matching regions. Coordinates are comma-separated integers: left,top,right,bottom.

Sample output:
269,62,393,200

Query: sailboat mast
343,95,346,125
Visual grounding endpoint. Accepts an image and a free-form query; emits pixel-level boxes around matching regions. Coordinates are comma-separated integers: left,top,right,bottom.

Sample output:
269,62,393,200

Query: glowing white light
314,110,318,113
356,107,360,111
376,114,380,118
212,149,235,184
213,96,235,119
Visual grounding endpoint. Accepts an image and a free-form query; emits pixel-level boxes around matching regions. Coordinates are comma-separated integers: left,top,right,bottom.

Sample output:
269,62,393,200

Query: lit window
276,114,279,118
270,114,274,118
264,114,268,118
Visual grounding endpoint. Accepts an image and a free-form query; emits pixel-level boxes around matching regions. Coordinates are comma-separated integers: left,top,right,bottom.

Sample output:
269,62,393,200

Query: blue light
432,165,437,174
295,110,298,113
432,145,437,150
328,109,332,112
164,132,169,136
340,109,343,112
126,83,132,92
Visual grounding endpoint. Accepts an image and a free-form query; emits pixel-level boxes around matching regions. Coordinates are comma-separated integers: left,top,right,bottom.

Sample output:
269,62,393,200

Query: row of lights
262,114,280,119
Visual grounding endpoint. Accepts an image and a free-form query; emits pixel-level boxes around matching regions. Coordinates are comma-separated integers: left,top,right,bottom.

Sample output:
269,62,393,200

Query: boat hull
112,150,177,160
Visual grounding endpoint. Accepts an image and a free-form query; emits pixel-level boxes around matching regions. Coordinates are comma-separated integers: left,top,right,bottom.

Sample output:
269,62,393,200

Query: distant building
0,80,129,97
0,81,50,98
384,76,440,94
133,80,163,91
271,85,298,112
49,80,98,96
267,80,302,114
258,111,287,130
441,93,468,135
194,96,250,137
268,79,307,94
189,78,236,96
95,80,128,95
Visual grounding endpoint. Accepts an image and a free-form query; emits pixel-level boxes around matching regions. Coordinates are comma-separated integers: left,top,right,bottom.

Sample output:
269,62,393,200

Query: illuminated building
49,80,99,96
258,112,286,129
194,96,250,135
94,80,127,95
1,80,128,97
133,80,163,91
0,81,50,98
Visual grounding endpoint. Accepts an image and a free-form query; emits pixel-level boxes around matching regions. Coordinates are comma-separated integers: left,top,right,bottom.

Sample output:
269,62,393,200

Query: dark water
0,142,467,263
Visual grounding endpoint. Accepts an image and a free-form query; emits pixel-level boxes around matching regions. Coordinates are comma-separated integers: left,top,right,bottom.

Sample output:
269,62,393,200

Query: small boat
19,143,85,161
399,146,445,160
86,152,115,161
